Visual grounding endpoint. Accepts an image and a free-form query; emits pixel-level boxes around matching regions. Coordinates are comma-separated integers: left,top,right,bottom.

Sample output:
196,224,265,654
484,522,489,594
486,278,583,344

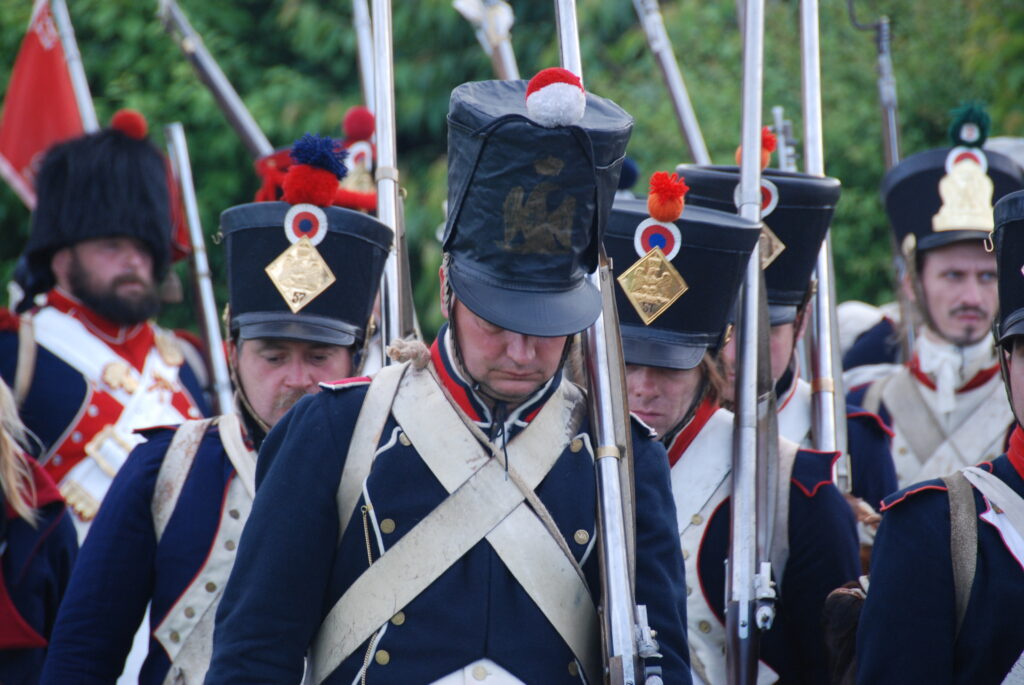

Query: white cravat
916,332,996,414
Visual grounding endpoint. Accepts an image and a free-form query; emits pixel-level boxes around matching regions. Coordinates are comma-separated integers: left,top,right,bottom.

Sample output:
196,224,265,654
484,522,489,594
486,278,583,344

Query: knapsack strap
941,471,978,640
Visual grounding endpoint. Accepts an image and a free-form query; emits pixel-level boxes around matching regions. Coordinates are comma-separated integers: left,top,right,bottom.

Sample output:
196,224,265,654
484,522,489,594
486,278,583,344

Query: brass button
691,514,703,526
573,529,590,545
682,548,690,560
391,611,406,625
568,661,580,677
399,432,411,446
188,407,201,418
205,581,217,592
169,630,180,643
380,518,396,534
184,607,195,619
375,649,390,665
225,540,236,551
229,509,240,519
473,664,488,680
699,620,712,634
570,438,583,453
87,405,99,417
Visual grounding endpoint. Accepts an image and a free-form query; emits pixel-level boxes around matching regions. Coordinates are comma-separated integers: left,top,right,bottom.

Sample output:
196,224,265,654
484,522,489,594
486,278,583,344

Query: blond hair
0,380,38,525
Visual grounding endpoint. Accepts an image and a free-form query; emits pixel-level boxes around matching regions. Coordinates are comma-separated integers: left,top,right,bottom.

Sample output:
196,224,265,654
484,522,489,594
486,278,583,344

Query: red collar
666,396,720,467
44,288,155,370
6,456,63,520
1008,426,1024,482
907,353,1001,394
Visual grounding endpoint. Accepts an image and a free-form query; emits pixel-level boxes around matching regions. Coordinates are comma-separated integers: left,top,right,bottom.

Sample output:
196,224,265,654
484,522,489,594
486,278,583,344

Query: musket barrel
728,0,769,679
164,123,234,415
372,0,417,354
800,0,850,485
632,0,711,164
158,0,273,159
353,0,375,114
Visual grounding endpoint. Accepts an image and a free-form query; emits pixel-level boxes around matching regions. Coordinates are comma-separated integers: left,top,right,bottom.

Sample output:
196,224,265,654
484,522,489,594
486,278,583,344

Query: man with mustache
856,189,1024,684
0,111,211,539
40,134,392,684
847,105,1024,489
206,70,691,684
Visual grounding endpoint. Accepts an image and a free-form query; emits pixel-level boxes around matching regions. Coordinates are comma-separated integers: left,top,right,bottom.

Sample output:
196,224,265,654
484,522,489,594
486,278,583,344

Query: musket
631,0,711,165
848,1,914,358
553,2,661,683
353,0,375,115
51,0,98,133
453,0,520,80
157,0,274,160
164,122,234,415
372,0,419,357
728,0,779,680
771,107,813,378
800,0,850,490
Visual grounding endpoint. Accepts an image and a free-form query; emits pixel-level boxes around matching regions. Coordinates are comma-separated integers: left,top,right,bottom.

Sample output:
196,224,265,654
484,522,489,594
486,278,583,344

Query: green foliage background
1,0,1022,340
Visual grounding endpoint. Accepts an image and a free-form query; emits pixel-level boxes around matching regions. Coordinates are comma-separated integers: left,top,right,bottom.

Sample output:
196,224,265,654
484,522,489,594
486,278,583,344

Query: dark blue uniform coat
207,331,691,684
857,444,1024,684
0,461,77,683
40,423,241,684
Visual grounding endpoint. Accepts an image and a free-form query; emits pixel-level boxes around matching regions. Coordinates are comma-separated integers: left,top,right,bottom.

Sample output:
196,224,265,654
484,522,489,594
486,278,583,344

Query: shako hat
21,109,172,305
221,133,392,347
674,164,841,325
606,171,760,370
882,103,1024,257
994,189,1024,343
442,68,634,336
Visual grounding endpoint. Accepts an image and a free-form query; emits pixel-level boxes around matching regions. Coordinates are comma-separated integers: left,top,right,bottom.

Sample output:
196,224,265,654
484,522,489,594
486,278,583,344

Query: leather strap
152,419,215,542
13,312,35,408
311,367,595,684
335,362,408,540
215,413,256,499
941,471,978,641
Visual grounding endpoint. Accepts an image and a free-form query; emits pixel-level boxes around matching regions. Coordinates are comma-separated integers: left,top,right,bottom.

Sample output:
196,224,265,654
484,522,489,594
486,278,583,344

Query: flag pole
49,0,98,133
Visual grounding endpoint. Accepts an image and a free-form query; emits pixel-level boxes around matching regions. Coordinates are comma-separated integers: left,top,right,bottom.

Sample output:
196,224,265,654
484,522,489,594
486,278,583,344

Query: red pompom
343,106,375,142
760,126,777,153
647,171,689,223
110,109,148,139
282,164,339,206
526,67,583,98
525,67,586,127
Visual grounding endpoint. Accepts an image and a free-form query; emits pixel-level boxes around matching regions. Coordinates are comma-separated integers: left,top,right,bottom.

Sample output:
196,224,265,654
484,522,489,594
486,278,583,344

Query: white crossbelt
310,365,597,684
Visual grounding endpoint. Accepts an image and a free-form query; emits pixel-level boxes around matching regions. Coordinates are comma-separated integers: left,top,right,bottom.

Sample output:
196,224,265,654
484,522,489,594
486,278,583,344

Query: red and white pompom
525,67,585,127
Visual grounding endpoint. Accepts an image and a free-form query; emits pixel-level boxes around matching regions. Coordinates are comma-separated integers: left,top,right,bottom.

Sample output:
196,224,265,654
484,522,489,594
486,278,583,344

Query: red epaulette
0,308,19,332
319,376,372,391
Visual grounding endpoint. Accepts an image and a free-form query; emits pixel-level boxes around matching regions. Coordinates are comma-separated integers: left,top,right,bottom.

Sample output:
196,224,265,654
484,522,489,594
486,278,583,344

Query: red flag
0,0,84,209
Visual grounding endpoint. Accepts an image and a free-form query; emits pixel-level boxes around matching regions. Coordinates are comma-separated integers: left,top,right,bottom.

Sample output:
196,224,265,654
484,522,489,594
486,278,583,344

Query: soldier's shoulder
846,404,894,439
880,477,951,512
791,446,841,498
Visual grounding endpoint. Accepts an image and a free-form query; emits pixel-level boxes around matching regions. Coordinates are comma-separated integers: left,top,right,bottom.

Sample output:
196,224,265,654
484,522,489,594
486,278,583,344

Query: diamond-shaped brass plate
616,247,688,325
264,237,336,313
759,223,786,269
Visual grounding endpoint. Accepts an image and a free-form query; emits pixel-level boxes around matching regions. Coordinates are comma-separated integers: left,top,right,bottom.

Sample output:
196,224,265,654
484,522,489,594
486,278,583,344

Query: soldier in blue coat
606,177,860,683
0,379,77,683
0,111,211,539
846,106,1024,491
39,135,392,685
856,189,1024,683
207,70,691,684
680,164,898,515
